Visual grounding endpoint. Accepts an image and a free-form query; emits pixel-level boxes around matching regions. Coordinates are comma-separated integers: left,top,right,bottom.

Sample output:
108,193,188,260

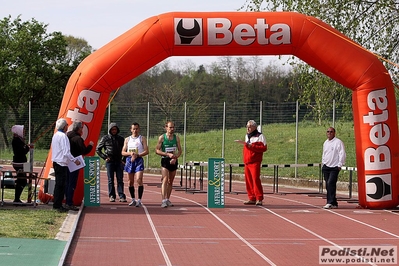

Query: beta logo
365,174,392,201
66,89,100,140
174,18,203,45
174,18,291,46
362,88,393,203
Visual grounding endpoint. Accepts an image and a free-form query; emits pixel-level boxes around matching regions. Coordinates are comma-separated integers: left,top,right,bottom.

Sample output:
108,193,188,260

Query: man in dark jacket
11,125,31,204
96,123,126,202
66,120,94,210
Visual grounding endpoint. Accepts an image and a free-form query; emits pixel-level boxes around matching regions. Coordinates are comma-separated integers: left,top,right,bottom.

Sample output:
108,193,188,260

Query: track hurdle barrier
179,162,355,199
338,166,357,201
274,163,323,195
228,163,277,194
178,161,207,194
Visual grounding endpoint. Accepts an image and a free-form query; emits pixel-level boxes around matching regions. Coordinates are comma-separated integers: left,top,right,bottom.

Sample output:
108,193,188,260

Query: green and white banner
84,156,100,206
207,158,225,208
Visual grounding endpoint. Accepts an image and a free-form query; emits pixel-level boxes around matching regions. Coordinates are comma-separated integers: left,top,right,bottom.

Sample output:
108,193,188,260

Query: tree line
1,0,398,148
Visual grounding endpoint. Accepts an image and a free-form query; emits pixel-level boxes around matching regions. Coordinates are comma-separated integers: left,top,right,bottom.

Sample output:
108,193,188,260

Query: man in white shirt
51,118,80,212
322,127,346,209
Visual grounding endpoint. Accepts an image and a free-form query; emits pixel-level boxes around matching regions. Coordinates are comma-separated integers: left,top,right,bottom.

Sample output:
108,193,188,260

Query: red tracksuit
243,133,267,201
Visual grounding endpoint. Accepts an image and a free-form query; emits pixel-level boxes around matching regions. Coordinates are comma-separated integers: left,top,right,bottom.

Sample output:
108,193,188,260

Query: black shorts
161,157,178,171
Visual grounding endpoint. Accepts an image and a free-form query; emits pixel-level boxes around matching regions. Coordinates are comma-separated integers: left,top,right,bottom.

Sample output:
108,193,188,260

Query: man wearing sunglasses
322,127,346,209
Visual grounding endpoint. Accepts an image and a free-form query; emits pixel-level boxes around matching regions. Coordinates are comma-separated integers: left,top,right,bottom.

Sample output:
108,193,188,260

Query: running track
64,172,399,266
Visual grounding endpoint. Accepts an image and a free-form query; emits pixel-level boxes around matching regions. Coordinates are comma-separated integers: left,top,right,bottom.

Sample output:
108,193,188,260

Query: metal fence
0,100,356,178
0,100,355,146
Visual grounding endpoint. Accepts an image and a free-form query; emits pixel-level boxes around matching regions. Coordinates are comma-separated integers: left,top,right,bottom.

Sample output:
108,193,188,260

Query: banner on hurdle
207,158,225,208
84,156,100,206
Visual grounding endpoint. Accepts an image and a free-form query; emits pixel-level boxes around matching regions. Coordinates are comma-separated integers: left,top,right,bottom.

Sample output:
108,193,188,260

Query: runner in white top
122,123,149,207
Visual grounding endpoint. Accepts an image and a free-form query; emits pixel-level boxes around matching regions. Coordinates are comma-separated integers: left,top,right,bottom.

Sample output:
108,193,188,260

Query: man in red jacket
242,120,267,206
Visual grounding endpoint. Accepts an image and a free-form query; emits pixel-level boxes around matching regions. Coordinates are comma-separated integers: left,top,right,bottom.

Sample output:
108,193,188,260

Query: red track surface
64,172,399,266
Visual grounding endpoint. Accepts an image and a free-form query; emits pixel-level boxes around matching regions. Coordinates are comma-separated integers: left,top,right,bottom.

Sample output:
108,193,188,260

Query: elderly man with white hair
51,118,80,212
242,120,267,206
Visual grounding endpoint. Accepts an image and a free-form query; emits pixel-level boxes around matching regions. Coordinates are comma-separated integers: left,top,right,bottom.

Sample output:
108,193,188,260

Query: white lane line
225,195,380,266
384,209,399,216
142,204,172,266
172,195,277,266
260,206,376,266
262,194,399,239
142,187,392,266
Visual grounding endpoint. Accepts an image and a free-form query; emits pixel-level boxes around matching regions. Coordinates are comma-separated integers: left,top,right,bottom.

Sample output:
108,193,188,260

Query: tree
242,0,399,120
64,35,93,66
0,16,92,148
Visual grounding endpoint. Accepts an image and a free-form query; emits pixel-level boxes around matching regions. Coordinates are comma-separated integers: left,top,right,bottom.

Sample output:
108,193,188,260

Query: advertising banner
84,156,100,206
208,158,224,208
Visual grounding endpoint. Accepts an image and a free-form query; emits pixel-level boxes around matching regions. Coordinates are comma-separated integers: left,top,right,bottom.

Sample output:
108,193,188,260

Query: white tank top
127,135,144,154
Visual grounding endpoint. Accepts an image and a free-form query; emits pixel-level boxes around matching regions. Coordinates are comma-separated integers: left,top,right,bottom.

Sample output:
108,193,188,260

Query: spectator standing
51,118,80,212
322,127,346,209
11,125,32,204
241,120,267,206
66,120,94,210
96,123,126,202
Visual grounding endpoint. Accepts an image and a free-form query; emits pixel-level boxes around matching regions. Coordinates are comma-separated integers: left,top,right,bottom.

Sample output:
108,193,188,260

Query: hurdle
179,161,357,199
274,163,323,195
228,163,277,194
178,161,207,194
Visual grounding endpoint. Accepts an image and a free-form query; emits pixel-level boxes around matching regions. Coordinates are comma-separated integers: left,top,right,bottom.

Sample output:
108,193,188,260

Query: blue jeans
322,165,340,206
66,169,80,206
106,161,125,199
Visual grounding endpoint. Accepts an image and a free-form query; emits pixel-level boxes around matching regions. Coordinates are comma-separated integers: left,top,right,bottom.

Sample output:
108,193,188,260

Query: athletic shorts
161,157,178,171
124,156,144,173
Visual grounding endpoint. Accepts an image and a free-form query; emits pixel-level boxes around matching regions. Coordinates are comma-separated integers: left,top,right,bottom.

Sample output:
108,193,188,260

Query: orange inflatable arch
42,12,399,209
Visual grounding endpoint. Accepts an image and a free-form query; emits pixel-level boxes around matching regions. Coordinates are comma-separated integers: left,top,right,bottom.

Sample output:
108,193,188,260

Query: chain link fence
0,100,356,168
0,100,355,145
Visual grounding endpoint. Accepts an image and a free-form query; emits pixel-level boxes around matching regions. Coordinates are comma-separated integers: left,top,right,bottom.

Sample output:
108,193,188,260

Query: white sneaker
136,201,142,207
129,200,137,207
161,201,168,208
323,204,332,209
166,200,174,207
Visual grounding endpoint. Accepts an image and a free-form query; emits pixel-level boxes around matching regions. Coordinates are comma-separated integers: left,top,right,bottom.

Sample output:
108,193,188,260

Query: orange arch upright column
42,12,399,209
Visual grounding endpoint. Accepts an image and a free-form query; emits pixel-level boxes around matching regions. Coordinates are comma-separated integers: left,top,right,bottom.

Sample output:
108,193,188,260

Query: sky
2,0,286,67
